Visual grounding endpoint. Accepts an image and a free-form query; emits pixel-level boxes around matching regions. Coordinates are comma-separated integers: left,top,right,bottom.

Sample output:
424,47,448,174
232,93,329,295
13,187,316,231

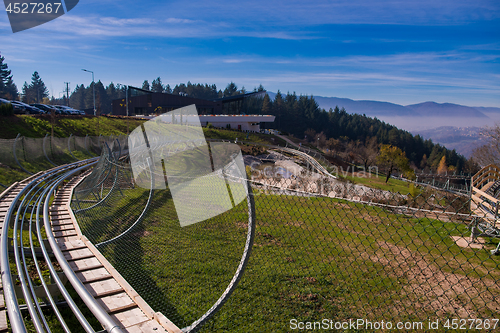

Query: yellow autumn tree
437,156,447,174
376,145,413,183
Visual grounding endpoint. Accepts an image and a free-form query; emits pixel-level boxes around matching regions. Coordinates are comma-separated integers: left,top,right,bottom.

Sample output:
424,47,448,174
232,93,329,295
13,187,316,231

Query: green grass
0,115,286,144
203,127,287,146
0,115,147,139
72,184,500,332
345,172,419,194
6,116,498,331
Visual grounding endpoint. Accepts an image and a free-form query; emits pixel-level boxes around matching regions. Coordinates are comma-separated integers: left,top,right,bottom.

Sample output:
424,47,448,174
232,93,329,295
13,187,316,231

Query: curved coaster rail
73,142,257,332
0,153,182,332
0,159,183,332
0,145,256,332
47,168,181,333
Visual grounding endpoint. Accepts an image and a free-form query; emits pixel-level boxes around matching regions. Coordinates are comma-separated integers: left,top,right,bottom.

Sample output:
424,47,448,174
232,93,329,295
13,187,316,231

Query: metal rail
0,157,126,333
1,162,76,332
3,136,256,332
42,163,124,333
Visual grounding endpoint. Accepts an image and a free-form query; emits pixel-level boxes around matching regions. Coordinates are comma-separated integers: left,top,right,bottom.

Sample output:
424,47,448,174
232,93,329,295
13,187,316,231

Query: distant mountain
474,106,500,114
313,96,415,117
406,102,489,118
266,93,413,116
265,92,498,119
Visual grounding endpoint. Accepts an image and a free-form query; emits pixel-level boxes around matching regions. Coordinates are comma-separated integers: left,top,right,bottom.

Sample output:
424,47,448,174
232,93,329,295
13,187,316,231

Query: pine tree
261,93,271,114
21,82,31,103
0,53,18,99
273,90,283,129
23,71,48,103
106,82,117,101
223,82,238,97
69,84,86,110
142,80,150,91
151,77,164,93
95,80,108,113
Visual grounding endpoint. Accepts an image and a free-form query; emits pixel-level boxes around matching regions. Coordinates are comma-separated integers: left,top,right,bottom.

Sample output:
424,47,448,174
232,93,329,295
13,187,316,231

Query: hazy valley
268,93,500,158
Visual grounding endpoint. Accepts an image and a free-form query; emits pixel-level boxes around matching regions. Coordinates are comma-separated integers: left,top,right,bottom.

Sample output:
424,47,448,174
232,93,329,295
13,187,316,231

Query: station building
111,87,275,132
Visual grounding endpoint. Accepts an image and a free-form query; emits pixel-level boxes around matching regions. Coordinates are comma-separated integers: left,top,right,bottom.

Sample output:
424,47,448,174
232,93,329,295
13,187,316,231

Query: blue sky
1,0,499,107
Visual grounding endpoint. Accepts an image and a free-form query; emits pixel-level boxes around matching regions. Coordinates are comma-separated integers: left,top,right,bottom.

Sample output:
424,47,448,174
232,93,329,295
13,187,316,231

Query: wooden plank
0,309,7,332
49,212,70,216
76,266,112,283
54,235,80,242
0,183,20,201
85,279,123,298
59,244,88,252
472,187,499,204
54,230,78,238
95,292,136,313
64,248,94,261
67,204,85,237
53,224,76,232
80,235,183,333
110,308,150,328
51,220,75,227
123,319,168,333
69,257,104,273
154,313,183,333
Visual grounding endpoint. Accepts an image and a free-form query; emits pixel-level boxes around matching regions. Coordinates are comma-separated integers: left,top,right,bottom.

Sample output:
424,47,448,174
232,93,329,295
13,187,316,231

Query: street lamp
82,69,96,116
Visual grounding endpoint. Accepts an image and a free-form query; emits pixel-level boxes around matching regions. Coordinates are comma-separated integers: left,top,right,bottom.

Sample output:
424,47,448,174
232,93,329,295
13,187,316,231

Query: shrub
0,103,13,116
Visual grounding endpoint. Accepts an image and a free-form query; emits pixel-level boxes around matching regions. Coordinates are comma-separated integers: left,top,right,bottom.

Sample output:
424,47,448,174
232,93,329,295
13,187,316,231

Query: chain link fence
0,134,127,187
69,139,500,332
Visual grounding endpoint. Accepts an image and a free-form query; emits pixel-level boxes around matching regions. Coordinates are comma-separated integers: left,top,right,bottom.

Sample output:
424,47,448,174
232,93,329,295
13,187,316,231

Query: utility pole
64,82,70,106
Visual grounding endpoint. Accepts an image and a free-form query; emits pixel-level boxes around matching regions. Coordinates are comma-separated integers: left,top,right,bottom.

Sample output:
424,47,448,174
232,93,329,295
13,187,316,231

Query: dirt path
366,241,500,317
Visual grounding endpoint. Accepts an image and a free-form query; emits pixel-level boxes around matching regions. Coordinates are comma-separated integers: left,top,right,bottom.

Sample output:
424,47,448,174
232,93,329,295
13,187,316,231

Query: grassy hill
0,115,286,187
0,115,285,144
0,115,147,139
0,114,415,194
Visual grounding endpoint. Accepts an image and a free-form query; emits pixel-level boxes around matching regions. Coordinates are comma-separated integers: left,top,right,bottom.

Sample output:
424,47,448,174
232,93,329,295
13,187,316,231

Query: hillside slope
0,115,147,139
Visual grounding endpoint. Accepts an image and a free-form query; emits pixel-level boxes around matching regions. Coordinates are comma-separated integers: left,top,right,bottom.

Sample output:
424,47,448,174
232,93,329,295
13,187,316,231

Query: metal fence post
43,133,57,167
68,133,78,161
84,134,92,156
13,133,33,175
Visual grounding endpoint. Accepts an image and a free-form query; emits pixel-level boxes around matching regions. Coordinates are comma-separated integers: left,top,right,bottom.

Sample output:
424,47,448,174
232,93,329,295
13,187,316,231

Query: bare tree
472,125,500,167
353,137,379,171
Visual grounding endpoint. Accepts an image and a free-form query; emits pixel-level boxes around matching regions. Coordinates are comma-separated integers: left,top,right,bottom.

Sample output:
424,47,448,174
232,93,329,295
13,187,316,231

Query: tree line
0,51,473,174
258,91,473,174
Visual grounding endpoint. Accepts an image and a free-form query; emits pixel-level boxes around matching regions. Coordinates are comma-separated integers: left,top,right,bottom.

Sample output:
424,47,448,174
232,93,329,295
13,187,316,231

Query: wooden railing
471,164,500,222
